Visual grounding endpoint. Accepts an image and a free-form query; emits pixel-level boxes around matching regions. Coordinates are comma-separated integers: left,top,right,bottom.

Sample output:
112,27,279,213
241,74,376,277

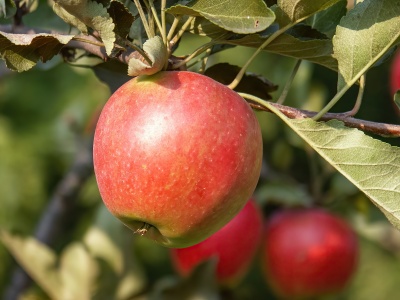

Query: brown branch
250,102,400,137
3,127,97,300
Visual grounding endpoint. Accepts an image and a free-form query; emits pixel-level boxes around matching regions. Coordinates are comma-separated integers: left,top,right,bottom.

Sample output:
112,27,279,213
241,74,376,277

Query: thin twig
276,59,302,105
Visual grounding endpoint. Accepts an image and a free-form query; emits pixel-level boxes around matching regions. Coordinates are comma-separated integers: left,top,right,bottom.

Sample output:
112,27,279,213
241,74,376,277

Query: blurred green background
1,29,400,299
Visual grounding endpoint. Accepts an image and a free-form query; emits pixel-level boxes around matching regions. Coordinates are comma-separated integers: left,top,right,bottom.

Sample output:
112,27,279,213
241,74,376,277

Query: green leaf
150,259,219,300
128,36,167,76
267,106,400,230
0,0,16,18
93,60,131,93
166,0,275,34
0,32,74,72
255,182,313,207
54,0,116,55
59,243,98,300
227,32,337,71
175,15,231,39
0,231,61,300
277,0,342,24
53,3,88,33
84,206,147,300
333,0,400,92
108,0,136,39
305,0,347,38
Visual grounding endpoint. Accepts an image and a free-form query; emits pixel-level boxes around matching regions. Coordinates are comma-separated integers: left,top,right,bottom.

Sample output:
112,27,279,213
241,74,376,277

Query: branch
250,101,400,138
3,126,96,300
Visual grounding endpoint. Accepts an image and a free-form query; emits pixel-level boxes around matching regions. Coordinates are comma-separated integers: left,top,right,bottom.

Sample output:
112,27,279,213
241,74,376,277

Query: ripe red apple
93,71,263,248
170,199,263,286
390,50,400,95
262,208,359,299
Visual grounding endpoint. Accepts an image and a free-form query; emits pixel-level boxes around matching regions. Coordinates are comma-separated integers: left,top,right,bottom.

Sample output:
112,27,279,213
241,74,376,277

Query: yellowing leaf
0,231,61,300
0,31,74,72
128,36,167,76
54,0,116,55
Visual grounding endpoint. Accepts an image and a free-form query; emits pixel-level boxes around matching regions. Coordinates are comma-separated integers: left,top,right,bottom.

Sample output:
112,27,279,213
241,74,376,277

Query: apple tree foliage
0,0,400,299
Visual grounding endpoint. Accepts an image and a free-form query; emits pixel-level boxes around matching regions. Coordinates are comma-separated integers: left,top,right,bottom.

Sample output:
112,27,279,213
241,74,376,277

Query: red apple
263,208,358,299
93,71,263,248
170,199,263,286
390,50,400,95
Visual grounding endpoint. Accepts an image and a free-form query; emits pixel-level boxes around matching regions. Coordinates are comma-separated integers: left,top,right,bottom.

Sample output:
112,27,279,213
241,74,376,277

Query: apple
262,208,359,299
170,199,263,286
93,71,263,248
390,50,400,95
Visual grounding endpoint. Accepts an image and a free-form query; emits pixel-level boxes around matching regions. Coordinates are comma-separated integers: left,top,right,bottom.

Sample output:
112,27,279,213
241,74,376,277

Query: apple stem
338,74,366,118
133,0,154,38
171,41,217,69
167,16,182,42
135,223,151,236
312,73,366,121
276,59,302,105
198,48,212,73
148,0,166,43
169,16,195,50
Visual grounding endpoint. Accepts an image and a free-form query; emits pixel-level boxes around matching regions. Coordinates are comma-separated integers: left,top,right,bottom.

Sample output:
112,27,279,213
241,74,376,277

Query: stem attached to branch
171,41,216,69
133,0,153,38
239,93,400,138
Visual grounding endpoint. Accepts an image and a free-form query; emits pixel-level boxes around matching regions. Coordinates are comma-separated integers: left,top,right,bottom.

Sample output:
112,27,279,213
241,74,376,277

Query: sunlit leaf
150,259,219,300
0,231,61,300
167,0,275,34
277,0,341,24
333,0,400,91
54,0,116,55
0,0,16,18
59,243,98,300
267,109,400,230
128,36,167,76
0,31,74,72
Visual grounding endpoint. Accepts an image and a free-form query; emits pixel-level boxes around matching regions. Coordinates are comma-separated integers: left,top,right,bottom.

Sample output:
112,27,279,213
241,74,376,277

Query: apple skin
170,199,263,286
262,209,359,299
390,50,400,95
93,71,263,248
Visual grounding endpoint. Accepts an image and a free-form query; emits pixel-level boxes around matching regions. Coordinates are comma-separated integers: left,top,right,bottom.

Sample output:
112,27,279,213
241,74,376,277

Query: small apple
93,71,263,248
170,199,263,286
262,208,358,299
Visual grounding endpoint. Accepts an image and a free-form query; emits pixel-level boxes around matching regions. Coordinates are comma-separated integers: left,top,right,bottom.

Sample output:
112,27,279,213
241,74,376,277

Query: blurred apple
262,208,359,299
170,199,263,286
